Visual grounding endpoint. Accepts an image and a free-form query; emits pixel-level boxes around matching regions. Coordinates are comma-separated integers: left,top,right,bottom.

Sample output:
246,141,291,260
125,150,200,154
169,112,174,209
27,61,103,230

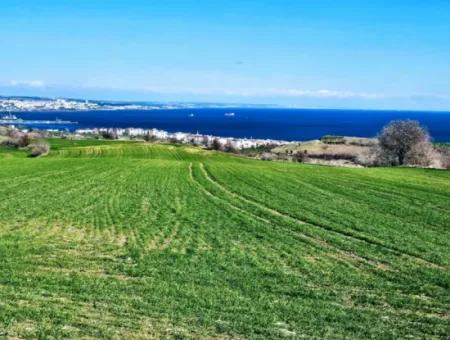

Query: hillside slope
0,141,449,338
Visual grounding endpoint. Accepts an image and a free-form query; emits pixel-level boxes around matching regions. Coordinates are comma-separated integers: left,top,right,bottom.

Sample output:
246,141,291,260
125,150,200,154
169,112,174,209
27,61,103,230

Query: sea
8,108,450,142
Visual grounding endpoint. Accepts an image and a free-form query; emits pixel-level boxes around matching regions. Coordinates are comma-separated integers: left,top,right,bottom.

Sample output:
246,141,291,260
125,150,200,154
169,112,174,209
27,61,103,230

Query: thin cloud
249,88,385,99
9,80,46,88
139,87,385,99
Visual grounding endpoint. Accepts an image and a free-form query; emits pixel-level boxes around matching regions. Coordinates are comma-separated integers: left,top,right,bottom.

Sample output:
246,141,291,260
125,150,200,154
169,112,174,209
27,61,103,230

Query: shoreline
74,127,292,150
2,108,450,143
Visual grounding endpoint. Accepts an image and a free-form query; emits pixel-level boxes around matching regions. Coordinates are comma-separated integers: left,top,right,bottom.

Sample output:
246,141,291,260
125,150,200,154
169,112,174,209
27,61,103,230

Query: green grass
0,140,449,338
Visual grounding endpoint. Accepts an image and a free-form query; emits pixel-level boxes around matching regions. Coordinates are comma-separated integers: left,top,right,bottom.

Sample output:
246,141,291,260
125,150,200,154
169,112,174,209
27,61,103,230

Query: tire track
188,163,271,225
200,163,446,269
190,163,391,269
269,168,449,232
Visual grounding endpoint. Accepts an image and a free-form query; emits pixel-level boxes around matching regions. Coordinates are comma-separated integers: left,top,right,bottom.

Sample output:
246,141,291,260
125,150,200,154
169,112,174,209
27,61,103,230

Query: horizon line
2,93,450,114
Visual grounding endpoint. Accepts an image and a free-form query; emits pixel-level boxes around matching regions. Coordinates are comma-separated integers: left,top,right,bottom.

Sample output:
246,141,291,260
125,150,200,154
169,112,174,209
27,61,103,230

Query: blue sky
1,0,450,110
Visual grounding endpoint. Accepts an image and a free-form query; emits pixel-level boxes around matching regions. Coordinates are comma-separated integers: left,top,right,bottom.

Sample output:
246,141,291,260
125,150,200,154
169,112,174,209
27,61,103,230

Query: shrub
321,135,345,144
29,142,50,157
309,153,357,161
101,130,118,140
224,141,238,153
0,127,9,136
355,147,378,166
260,152,277,161
293,150,309,163
143,134,157,142
239,144,277,157
0,133,31,148
347,138,377,147
18,134,31,147
404,140,439,167
1,138,20,148
436,146,450,169
211,138,223,151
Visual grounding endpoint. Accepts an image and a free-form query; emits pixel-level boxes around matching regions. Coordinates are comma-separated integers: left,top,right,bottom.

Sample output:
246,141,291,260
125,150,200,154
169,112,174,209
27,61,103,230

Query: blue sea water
10,108,450,142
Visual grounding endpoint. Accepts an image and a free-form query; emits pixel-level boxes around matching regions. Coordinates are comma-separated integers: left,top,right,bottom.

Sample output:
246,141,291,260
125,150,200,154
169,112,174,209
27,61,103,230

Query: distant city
0,96,272,112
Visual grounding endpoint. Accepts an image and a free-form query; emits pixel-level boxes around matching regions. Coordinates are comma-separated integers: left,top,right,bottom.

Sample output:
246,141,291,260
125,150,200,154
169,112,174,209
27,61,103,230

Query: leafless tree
101,130,118,140
224,141,238,153
377,120,433,166
436,146,450,169
143,133,157,142
211,138,222,151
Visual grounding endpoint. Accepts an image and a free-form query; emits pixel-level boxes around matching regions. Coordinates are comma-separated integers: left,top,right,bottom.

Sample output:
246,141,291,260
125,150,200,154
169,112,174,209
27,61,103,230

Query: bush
0,127,9,136
29,143,50,157
239,144,277,157
1,138,20,148
17,134,31,147
355,147,378,166
347,138,377,147
320,135,345,144
0,133,31,148
143,134,157,142
309,153,357,161
260,152,277,161
293,150,308,163
101,130,118,140
436,146,450,169
224,141,238,153
211,138,223,151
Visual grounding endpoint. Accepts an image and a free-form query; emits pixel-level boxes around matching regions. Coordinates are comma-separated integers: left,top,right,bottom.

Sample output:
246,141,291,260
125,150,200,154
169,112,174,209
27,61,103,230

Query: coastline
2,104,450,142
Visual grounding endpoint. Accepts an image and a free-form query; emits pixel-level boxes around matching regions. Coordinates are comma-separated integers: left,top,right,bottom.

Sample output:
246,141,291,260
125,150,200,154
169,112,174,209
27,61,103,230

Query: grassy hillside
0,140,449,338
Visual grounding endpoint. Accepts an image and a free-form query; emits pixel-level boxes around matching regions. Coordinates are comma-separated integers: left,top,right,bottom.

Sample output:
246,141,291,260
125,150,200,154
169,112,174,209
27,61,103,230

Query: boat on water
0,113,78,125
224,112,235,117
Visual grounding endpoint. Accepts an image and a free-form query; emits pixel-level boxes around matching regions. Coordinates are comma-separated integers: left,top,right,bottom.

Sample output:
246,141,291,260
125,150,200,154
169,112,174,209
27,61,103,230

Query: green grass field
1,140,449,338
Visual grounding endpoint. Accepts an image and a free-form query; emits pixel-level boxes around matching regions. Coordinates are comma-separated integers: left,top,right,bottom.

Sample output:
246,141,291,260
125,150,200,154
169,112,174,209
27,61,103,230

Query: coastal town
75,127,289,150
0,96,264,112
0,114,289,151
0,98,291,150
0,97,159,111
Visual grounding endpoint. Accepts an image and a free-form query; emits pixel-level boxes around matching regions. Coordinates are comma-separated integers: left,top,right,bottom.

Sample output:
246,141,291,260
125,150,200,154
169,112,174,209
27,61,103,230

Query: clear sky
1,0,450,110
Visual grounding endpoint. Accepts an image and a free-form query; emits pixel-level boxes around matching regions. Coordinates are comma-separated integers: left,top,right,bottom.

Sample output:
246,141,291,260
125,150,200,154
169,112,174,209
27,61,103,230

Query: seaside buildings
75,127,287,150
0,98,160,111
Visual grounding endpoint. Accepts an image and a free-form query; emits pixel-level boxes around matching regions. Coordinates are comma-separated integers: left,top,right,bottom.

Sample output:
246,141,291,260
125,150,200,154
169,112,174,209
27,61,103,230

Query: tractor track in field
268,169,449,232
188,163,272,225
189,163,392,269
199,163,446,270
188,163,331,250
282,169,450,214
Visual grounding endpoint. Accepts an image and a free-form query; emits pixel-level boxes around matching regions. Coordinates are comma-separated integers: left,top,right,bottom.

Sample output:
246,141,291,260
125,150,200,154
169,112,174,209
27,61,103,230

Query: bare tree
101,129,118,140
224,141,238,153
143,133,157,142
211,138,222,151
377,120,432,166
436,146,450,169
